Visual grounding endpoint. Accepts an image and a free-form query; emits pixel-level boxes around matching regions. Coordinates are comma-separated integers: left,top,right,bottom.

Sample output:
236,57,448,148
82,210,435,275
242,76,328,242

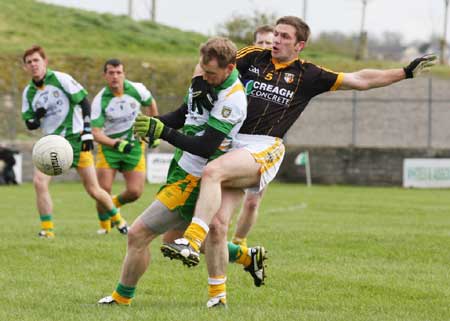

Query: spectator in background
0,146,19,185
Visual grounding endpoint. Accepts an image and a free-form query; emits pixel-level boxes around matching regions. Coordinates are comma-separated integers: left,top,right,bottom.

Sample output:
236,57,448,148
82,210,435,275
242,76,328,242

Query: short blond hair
200,37,237,68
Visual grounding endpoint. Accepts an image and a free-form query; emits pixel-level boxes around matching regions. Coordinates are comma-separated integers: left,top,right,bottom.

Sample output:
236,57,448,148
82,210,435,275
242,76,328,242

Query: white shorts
232,134,285,192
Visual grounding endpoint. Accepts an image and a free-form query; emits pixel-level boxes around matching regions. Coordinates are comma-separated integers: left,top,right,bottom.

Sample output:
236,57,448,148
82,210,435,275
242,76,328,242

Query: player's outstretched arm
134,114,226,159
339,54,437,91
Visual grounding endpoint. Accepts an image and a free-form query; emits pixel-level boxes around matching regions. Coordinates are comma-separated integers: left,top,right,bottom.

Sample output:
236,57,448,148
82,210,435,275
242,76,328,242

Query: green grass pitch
1,182,449,321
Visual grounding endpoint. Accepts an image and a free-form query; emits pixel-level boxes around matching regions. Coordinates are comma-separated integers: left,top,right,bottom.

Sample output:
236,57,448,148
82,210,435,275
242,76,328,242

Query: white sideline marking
263,203,307,215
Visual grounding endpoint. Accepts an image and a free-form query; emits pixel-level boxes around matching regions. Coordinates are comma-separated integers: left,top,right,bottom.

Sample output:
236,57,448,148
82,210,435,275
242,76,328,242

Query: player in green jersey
98,37,259,308
21,45,125,238
92,59,159,234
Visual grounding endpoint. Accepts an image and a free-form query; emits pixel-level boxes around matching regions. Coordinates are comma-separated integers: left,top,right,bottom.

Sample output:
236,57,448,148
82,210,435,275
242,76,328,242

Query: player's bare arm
339,54,437,91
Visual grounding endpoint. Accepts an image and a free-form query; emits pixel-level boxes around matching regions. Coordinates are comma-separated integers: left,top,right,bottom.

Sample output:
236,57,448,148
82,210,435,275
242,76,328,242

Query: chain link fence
2,76,450,149
285,77,450,149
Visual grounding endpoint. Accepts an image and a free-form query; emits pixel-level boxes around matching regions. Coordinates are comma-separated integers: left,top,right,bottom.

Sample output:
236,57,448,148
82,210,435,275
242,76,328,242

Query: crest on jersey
264,72,273,81
265,152,274,163
53,91,59,98
284,73,295,84
249,65,260,75
221,106,232,118
131,102,137,109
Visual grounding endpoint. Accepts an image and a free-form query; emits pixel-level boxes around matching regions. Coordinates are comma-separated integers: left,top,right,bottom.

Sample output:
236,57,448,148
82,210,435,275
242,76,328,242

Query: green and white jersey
174,68,247,177
91,80,153,141
21,69,88,136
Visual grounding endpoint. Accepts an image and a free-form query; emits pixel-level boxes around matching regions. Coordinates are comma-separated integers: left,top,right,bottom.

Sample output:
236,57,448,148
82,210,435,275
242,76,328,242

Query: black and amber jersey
236,46,344,138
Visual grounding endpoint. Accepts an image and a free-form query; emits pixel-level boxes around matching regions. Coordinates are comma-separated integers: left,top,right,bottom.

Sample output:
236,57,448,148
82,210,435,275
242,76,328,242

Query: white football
32,135,73,176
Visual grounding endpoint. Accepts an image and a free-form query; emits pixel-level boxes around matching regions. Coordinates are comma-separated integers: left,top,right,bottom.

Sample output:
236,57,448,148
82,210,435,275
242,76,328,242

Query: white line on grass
262,202,308,215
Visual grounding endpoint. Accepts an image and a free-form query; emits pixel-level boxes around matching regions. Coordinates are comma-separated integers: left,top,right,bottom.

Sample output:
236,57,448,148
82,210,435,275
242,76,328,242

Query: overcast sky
40,0,447,43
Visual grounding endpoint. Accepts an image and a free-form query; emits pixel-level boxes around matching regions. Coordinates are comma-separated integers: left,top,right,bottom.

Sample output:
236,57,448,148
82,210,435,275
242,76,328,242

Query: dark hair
103,58,123,73
253,25,275,42
276,16,310,42
200,37,237,68
23,45,46,63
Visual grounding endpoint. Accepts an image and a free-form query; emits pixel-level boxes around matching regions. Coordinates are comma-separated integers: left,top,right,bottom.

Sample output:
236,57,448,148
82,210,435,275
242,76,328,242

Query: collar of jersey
214,67,239,93
271,57,299,70
105,79,129,97
30,69,53,88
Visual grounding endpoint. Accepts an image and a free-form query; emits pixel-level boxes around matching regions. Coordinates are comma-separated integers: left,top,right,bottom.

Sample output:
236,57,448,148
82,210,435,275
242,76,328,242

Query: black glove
114,140,133,154
403,54,437,79
191,76,217,114
35,107,47,119
81,122,94,151
25,118,40,130
25,107,47,130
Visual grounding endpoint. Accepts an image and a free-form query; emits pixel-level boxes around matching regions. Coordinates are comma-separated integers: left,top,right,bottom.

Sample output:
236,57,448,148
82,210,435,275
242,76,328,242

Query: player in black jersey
231,25,274,248
159,15,436,294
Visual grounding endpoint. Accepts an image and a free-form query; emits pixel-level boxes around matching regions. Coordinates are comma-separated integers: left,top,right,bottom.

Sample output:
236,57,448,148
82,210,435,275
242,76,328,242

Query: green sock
106,207,118,217
40,214,54,232
118,195,126,205
116,283,136,299
97,212,111,230
98,212,110,221
227,241,242,263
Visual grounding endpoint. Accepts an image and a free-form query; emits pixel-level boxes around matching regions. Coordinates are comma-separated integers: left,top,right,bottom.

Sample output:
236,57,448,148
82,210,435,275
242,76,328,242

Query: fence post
11,65,18,140
427,77,433,150
351,91,357,146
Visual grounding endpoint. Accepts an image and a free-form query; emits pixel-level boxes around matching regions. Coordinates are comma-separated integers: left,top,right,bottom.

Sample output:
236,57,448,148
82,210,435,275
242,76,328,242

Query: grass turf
0,182,449,321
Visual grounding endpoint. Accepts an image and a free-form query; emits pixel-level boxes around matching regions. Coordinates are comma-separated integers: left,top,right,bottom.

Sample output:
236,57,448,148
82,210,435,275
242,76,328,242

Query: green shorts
96,141,145,172
156,160,201,221
66,134,94,168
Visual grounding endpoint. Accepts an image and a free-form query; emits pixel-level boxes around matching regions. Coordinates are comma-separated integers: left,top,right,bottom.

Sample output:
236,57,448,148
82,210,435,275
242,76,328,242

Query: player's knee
127,224,150,251
101,186,112,195
33,175,48,191
244,198,260,213
208,218,228,242
126,188,142,202
84,185,100,199
202,161,225,183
